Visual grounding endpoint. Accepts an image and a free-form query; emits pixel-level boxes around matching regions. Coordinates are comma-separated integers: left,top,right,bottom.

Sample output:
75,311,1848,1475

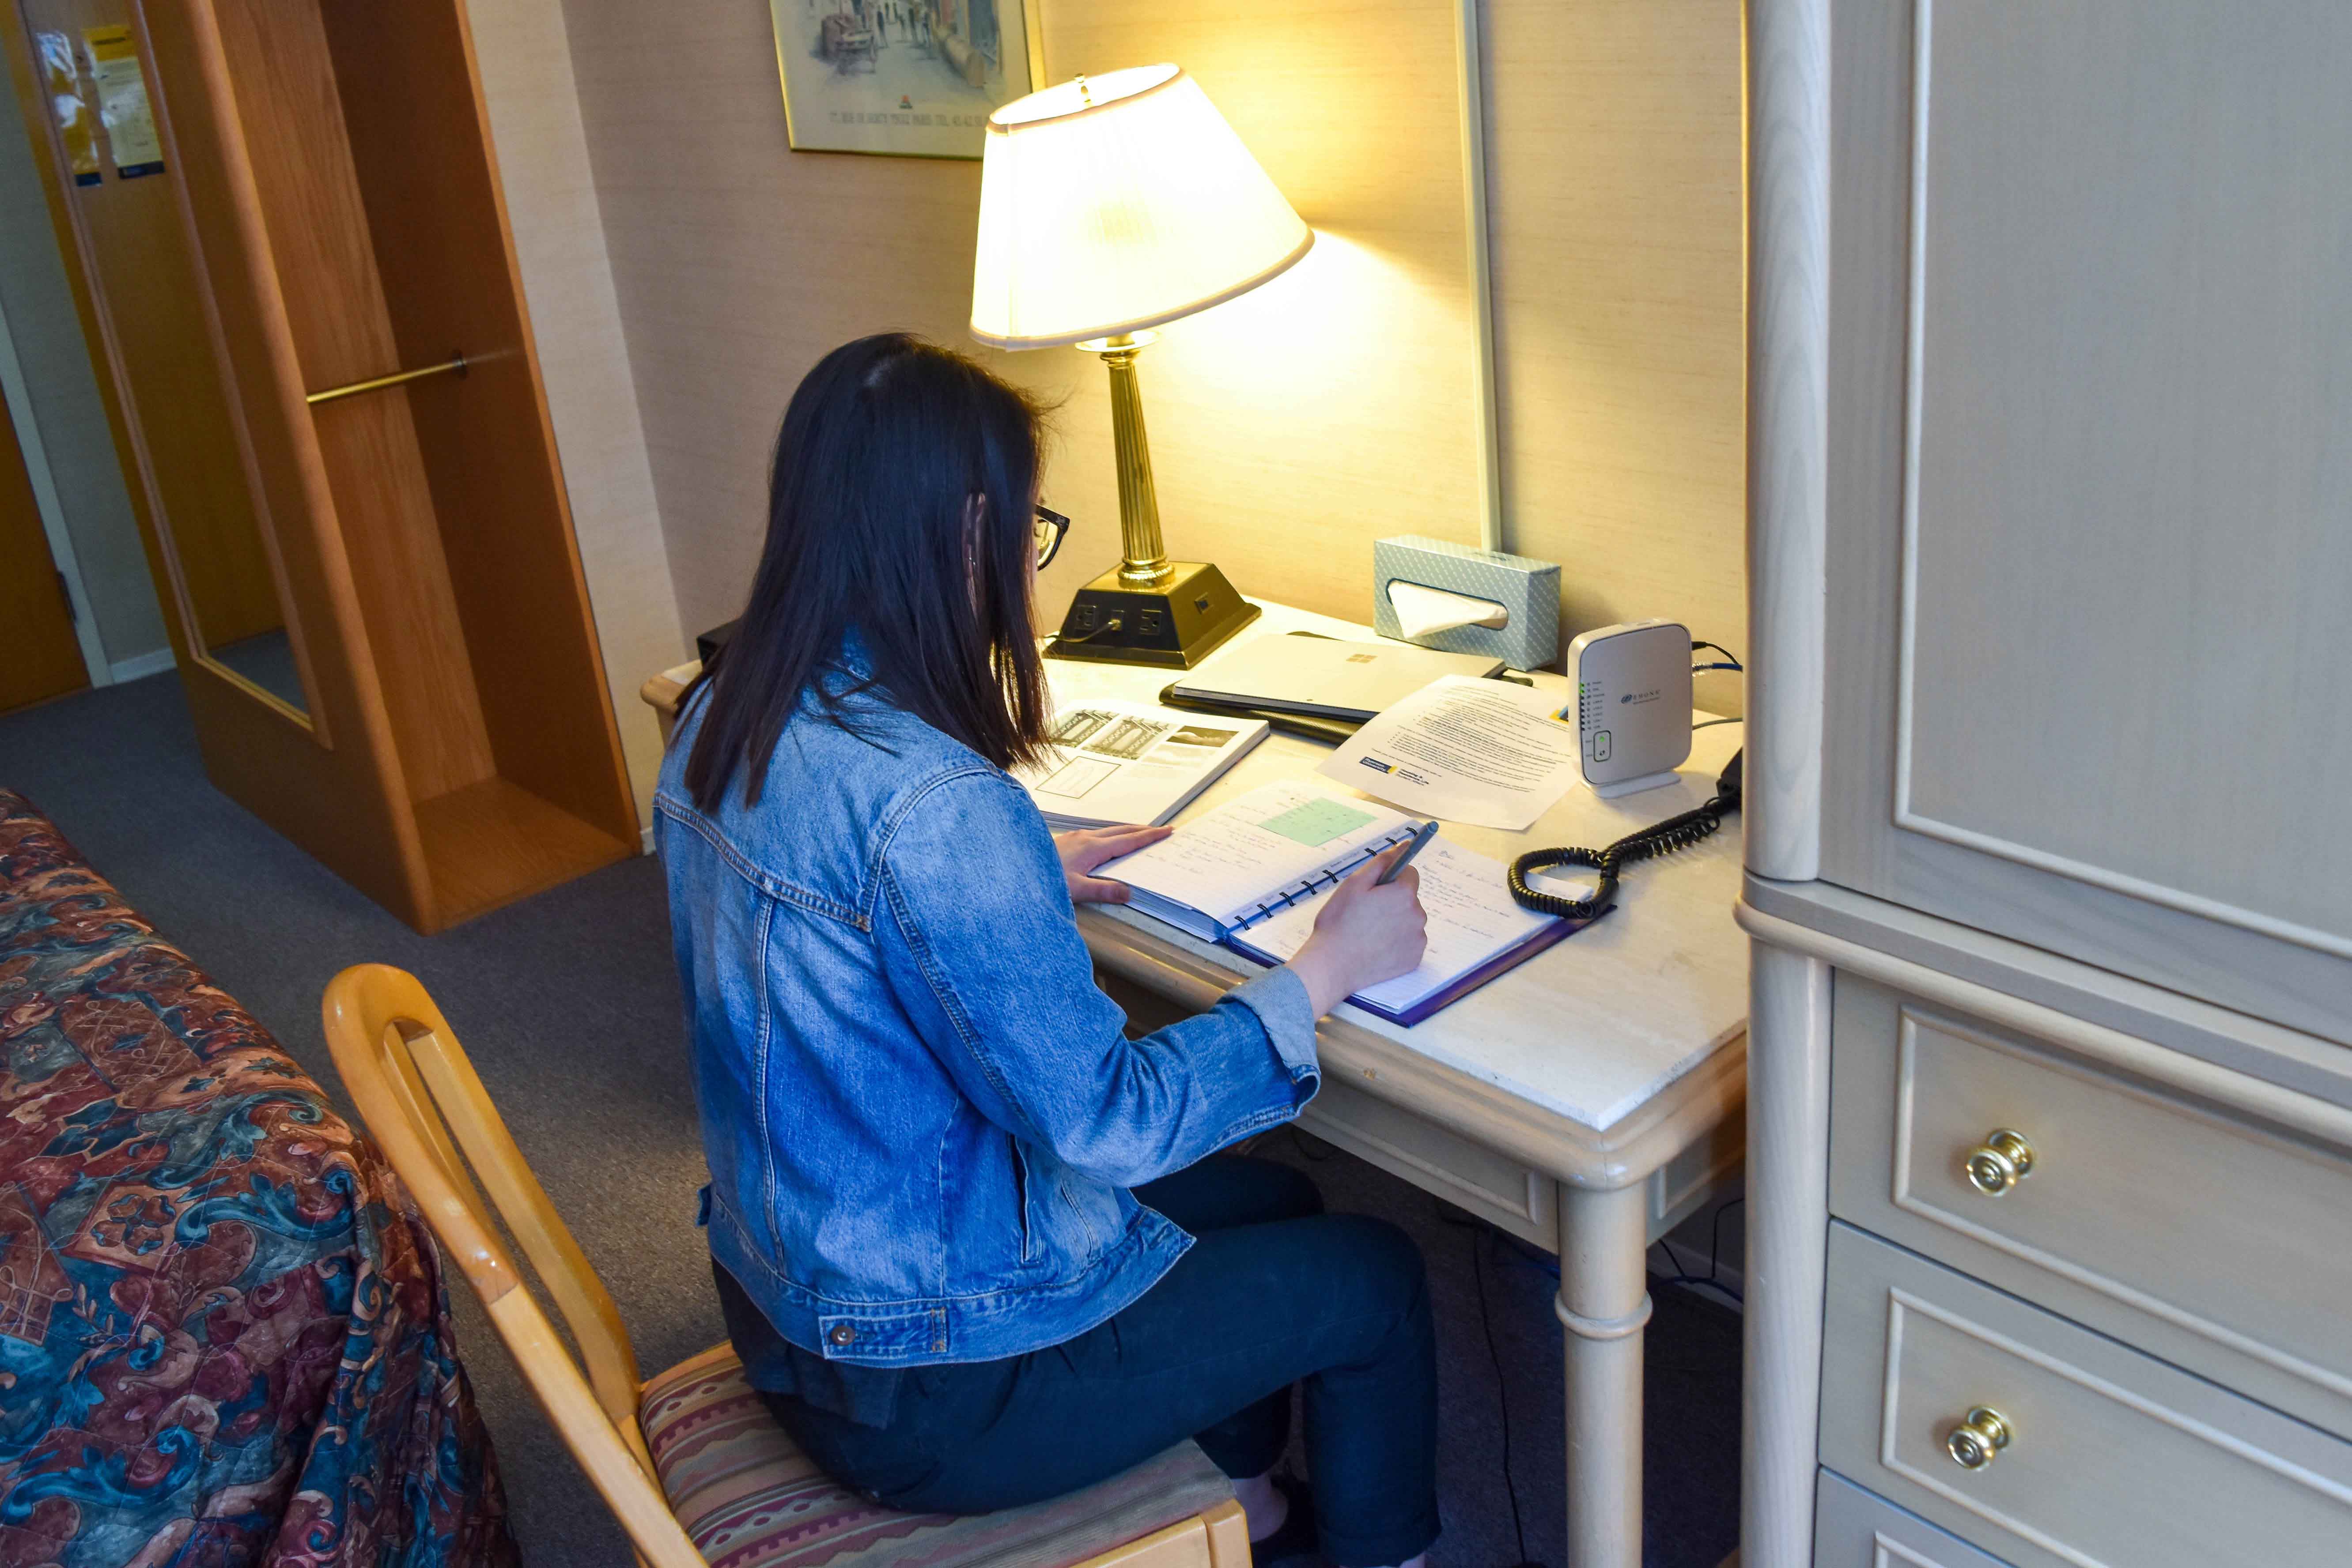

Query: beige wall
560,0,1744,707
1486,0,1746,711
468,0,685,823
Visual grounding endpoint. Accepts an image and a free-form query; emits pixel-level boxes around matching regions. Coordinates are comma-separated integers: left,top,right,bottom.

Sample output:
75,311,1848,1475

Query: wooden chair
321,963,1248,1568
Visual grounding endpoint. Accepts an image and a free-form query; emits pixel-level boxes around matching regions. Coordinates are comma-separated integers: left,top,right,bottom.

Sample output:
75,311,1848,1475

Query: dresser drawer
1822,1223,2352,1568
1829,974,2352,1440
1815,1469,2012,1568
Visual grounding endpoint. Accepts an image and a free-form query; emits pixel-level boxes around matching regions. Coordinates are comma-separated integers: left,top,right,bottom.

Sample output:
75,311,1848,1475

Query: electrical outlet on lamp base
1045,561,1260,668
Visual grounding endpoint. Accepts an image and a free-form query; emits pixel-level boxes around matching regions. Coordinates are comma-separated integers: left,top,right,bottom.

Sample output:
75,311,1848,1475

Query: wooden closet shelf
413,777,632,929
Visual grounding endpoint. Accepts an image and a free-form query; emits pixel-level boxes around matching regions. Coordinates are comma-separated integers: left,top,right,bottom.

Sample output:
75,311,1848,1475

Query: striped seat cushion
640,1345,1235,1568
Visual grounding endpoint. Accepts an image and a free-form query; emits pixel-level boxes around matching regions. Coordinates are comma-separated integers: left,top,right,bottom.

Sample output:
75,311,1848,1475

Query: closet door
1816,0,2352,1042
0,396,88,714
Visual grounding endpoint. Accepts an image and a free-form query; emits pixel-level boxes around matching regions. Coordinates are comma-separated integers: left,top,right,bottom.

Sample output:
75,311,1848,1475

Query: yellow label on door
80,24,165,178
35,32,102,186
82,22,136,60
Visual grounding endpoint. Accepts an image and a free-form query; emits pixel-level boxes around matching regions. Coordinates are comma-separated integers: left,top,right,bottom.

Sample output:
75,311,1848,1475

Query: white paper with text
1014,699,1267,829
1316,675,1584,830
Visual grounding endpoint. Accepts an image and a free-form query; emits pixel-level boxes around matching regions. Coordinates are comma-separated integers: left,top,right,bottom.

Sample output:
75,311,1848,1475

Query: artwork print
771,0,1039,159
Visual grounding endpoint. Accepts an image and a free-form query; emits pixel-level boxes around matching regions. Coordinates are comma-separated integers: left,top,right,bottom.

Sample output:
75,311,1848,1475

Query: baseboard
640,824,656,855
107,647,177,684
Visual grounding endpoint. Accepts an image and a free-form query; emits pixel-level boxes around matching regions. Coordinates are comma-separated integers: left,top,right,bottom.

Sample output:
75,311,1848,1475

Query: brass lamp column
1051,332,1259,664
1097,334,1170,588
968,64,1311,667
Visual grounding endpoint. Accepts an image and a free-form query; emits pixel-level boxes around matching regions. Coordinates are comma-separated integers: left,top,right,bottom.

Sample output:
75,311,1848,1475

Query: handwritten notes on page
1235,838,1561,1015
1096,780,1414,936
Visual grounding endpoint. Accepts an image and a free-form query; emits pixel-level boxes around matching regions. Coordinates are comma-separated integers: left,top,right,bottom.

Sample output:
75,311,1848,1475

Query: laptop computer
1166,632,1507,722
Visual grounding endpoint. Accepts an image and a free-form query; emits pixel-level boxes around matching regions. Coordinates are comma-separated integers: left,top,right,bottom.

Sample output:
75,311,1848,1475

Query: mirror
13,11,313,721
172,481,309,718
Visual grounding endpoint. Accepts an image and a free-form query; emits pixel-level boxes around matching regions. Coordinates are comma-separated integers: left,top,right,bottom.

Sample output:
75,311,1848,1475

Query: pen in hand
1376,820,1440,886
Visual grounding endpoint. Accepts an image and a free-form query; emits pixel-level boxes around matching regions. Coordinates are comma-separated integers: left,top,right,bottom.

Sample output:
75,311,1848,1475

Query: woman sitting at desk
655,334,1439,1568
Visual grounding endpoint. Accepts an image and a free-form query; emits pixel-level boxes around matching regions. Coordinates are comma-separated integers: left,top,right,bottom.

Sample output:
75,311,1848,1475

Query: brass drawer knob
1963,1129,2035,1195
1945,1406,2012,1471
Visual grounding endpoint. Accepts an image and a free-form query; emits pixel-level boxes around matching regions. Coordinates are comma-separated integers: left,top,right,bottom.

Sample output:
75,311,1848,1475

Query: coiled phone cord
1506,750,1743,922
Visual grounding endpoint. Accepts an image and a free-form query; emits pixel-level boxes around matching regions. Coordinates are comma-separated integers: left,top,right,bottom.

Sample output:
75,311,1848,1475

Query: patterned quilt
0,789,518,1568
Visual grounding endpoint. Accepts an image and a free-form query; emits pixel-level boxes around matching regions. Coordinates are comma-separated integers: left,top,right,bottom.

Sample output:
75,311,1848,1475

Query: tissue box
1373,535,1561,672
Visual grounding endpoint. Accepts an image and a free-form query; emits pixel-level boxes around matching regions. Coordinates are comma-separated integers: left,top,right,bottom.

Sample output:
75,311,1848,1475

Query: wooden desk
643,601,1747,1568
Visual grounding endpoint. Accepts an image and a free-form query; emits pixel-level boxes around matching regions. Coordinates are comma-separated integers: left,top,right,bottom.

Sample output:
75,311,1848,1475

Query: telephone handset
1506,749,1742,922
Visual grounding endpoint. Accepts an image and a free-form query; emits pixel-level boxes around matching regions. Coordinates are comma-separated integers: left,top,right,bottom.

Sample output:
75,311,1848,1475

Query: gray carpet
0,672,1740,1568
207,628,306,711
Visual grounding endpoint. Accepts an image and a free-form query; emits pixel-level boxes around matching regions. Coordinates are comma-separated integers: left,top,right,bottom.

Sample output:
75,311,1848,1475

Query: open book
1099,781,1587,1025
1016,699,1269,830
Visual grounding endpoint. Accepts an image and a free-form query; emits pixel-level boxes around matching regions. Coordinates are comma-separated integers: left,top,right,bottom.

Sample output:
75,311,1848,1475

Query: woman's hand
1284,844,1430,1016
1055,824,1172,904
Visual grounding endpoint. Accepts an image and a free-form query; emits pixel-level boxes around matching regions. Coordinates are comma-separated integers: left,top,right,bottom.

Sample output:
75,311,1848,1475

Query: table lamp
971,64,1312,666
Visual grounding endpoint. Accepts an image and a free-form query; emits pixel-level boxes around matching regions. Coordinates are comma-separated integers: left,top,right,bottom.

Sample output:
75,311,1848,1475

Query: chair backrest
321,963,706,1568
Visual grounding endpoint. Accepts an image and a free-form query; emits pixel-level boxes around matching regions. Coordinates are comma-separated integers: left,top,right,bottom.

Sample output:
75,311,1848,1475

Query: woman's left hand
1055,824,1172,904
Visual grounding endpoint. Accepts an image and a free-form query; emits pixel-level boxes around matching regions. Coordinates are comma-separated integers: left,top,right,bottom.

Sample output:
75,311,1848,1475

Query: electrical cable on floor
1468,1223,1536,1568
1479,1198,1743,1313
1432,1202,1543,1568
1278,1125,1336,1163
1706,1197,1744,1302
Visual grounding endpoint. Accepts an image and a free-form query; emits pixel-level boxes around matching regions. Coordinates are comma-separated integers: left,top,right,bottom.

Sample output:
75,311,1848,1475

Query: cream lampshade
971,64,1312,666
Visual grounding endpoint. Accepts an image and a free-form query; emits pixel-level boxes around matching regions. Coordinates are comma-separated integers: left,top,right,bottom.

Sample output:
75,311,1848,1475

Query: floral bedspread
0,789,517,1568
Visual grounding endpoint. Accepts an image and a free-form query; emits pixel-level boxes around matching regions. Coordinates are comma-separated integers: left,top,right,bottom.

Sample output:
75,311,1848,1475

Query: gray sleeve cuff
1225,966,1321,1090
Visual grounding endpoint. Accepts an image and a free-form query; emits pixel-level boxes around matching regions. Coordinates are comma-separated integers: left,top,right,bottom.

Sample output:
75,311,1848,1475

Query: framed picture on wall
771,0,1044,159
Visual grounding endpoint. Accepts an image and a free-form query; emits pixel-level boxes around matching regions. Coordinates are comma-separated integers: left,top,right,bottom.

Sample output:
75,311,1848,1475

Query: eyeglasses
1033,503,1070,570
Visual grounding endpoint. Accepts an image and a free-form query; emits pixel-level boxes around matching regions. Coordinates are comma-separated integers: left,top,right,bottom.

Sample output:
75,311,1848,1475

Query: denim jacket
654,648,1321,1373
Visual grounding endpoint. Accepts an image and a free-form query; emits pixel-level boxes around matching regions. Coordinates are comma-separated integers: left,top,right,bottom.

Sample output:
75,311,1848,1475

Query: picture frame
770,0,1047,160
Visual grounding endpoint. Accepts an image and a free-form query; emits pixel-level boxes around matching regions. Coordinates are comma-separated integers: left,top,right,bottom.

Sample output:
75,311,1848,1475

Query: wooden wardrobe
1740,2,2352,1563
8,0,637,931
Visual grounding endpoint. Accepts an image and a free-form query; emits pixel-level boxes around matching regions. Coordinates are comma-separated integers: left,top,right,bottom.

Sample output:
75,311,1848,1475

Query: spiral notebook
1099,781,1584,1024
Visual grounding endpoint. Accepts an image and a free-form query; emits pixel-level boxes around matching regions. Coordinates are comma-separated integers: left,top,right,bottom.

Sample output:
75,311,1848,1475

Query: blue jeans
744,1155,1440,1567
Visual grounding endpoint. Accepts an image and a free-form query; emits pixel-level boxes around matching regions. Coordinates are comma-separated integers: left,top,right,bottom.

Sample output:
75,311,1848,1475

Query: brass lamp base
1045,562,1261,668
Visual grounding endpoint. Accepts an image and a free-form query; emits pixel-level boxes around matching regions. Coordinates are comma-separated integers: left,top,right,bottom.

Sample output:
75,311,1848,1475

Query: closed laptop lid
1171,633,1506,719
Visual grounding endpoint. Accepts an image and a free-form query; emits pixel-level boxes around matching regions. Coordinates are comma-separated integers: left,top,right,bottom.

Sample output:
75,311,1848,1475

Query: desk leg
1555,1180,1652,1568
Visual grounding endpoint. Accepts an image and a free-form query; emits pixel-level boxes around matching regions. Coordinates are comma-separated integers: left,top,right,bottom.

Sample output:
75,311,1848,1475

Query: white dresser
1739,2,2352,1563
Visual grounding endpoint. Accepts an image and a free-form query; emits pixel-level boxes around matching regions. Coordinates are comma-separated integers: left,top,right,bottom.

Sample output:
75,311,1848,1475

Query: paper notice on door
37,33,102,186
1315,675,1585,830
82,26,165,178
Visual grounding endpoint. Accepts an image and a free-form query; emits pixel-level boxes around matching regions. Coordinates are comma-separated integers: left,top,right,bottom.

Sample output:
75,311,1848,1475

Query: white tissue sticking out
1387,579,1510,640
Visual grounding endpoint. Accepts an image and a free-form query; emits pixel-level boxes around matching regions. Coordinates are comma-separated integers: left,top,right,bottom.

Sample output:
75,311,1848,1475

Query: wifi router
1562,620,1693,798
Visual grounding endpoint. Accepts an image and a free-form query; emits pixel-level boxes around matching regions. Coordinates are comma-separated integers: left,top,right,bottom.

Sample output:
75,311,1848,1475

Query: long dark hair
683,334,1052,811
